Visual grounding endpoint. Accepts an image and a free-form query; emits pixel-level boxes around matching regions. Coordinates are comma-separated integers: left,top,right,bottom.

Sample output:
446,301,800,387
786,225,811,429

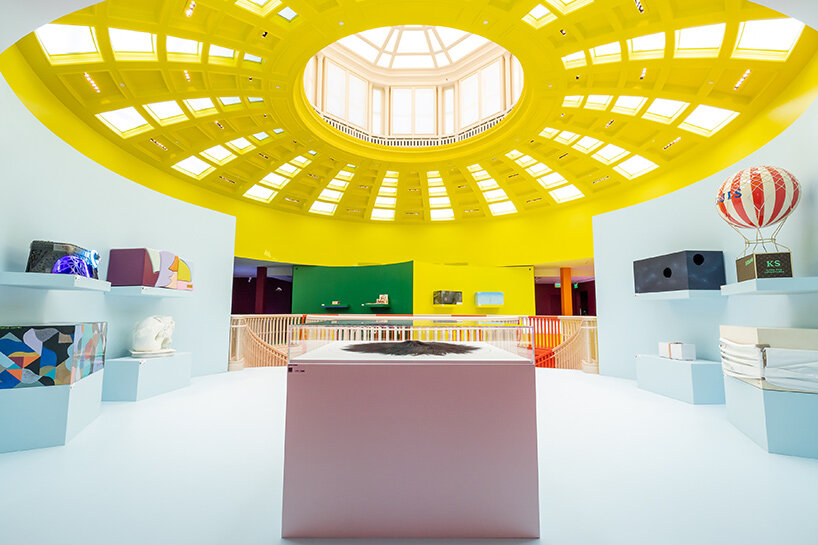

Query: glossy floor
1,368,817,545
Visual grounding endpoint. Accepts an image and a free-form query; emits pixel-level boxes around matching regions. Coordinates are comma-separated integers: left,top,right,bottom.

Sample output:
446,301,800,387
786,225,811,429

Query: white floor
2,368,818,545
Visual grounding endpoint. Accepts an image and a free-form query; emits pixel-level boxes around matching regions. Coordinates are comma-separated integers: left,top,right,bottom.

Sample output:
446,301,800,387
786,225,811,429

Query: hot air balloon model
716,166,801,282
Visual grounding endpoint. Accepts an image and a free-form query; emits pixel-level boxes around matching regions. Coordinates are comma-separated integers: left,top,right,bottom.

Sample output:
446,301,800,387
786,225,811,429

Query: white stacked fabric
719,338,818,393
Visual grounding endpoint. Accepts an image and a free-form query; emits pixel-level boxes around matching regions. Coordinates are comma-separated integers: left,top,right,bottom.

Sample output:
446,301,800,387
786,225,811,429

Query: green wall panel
292,262,413,314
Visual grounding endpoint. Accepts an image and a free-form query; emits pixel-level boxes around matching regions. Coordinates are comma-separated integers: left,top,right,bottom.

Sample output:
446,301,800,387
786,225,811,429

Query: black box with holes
633,250,726,294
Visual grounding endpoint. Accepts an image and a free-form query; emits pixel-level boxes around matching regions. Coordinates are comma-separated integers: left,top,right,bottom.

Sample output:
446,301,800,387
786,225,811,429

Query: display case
282,319,538,538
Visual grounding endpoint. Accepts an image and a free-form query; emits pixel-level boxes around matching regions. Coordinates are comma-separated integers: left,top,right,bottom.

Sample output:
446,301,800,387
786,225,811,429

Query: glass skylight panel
732,18,805,61
429,196,451,208
643,98,689,123
573,136,602,153
244,184,276,203
252,131,269,140
309,201,337,215
318,189,343,202
184,98,216,113
227,137,253,152
562,51,587,68
614,155,658,179
584,95,612,110
538,172,566,188
398,31,430,54
109,28,155,53
489,201,517,216
506,150,523,160
278,7,298,21
483,188,508,202
249,97,264,104
244,53,262,63
360,28,392,46
201,145,235,164
261,173,289,189
290,155,312,167
515,155,537,167
96,107,150,135
466,164,483,172
327,179,348,190
477,179,499,190
35,24,98,57
590,41,621,64
563,95,584,107
428,186,447,197
272,128,284,134
526,162,551,177
371,208,396,221
276,163,301,176
544,0,593,15
339,36,379,63
678,105,738,136
218,97,242,106
166,36,200,55
235,0,282,17
554,130,580,145
448,35,489,62
435,27,467,47
523,4,557,29
336,170,355,181
374,196,397,208
592,144,629,164
430,208,455,221
627,32,666,60
471,170,491,181
379,186,398,196
209,45,235,59
173,156,214,178
549,184,584,203
144,101,186,124
675,23,726,58
612,95,647,115
539,127,559,139
391,56,436,69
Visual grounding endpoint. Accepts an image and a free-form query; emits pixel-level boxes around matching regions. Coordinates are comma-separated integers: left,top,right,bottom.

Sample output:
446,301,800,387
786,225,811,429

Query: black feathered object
342,340,478,356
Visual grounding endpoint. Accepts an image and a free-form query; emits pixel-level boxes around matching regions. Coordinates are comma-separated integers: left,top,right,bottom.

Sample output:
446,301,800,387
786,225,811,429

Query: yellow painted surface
413,262,535,315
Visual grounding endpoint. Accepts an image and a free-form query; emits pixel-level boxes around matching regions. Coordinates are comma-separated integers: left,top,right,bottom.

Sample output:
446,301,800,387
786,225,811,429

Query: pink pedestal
282,342,540,538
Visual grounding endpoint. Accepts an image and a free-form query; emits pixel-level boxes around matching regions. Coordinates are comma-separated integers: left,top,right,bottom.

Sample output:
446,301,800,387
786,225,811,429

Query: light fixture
184,1,196,17
371,208,396,221
430,208,455,221
734,69,751,90
83,72,100,93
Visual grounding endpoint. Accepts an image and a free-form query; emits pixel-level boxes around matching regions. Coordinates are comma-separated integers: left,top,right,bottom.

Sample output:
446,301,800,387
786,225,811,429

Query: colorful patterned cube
0,323,107,389
107,248,193,291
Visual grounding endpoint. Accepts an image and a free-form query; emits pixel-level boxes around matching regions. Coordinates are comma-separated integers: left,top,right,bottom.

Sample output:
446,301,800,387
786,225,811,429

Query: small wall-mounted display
475,292,504,306
108,248,193,291
633,250,725,293
0,322,107,389
26,240,100,279
433,290,462,305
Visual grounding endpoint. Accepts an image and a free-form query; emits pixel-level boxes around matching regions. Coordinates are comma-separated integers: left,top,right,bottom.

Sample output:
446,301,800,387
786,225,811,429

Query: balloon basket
736,252,793,282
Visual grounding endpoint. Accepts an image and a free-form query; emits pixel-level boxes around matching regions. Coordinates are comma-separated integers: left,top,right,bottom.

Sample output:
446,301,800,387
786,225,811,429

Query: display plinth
0,271,111,292
282,341,539,538
720,277,818,296
724,374,818,459
0,370,103,453
634,289,722,300
636,354,725,404
102,352,191,402
108,286,192,298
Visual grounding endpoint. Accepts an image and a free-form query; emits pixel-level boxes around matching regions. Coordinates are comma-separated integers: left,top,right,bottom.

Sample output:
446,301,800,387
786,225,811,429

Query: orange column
560,267,573,316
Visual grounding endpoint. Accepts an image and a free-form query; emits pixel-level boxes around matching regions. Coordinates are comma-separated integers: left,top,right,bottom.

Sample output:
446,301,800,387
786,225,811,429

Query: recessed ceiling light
483,188,508,202
374,196,397,208
554,130,580,145
318,188,344,202
261,172,290,189
526,162,551,177
734,69,751,90
573,136,602,153
584,95,613,110
540,127,559,139
550,184,584,203
538,172,566,188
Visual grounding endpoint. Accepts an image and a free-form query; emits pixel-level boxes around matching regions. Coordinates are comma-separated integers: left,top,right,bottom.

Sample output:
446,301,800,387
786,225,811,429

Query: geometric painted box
0,322,107,389
107,248,193,291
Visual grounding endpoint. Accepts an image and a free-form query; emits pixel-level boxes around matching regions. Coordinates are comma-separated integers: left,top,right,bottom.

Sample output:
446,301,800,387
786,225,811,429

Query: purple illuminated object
52,255,91,277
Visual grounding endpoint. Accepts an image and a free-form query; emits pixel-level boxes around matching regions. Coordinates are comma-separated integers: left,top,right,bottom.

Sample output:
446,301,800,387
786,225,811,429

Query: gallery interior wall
0,66,237,376
412,262,536,315
594,97,818,379
291,262,414,315
535,281,596,317
231,277,293,315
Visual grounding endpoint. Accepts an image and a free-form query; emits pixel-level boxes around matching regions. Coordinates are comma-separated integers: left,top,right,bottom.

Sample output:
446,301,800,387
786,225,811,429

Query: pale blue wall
594,99,818,379
0,73,236,377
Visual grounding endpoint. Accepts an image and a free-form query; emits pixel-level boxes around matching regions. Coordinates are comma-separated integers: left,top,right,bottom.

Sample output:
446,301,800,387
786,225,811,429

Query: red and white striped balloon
716,166,801,229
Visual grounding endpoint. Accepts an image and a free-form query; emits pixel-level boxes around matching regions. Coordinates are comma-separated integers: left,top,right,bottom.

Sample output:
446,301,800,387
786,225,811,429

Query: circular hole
693,253,705,266
663,267,672,278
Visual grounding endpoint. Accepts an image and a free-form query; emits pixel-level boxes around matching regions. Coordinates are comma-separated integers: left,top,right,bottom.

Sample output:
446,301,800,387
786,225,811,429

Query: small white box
658,342,675,358
670,343,696,361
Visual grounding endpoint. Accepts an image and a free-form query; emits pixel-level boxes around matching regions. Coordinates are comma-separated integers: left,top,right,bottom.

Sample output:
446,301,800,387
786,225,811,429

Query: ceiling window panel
628,32,666,60
732,18,805,61
675,23,726,58
36,24,98,57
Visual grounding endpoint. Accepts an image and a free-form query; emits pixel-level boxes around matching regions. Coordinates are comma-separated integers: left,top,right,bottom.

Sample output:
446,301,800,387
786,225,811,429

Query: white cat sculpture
131,315,176,357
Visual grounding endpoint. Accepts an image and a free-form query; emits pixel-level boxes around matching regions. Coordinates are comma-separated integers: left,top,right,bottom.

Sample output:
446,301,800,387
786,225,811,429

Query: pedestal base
102,352,191,402
724,374,818,459
0,370,103,453
636,354,724,404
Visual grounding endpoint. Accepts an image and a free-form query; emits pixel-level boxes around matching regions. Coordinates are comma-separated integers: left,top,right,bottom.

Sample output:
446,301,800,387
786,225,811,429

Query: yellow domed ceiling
4,0,818,228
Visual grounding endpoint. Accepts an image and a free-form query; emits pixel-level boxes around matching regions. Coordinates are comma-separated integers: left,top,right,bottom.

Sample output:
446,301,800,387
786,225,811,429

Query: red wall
535,280,596,316
232,277,293,314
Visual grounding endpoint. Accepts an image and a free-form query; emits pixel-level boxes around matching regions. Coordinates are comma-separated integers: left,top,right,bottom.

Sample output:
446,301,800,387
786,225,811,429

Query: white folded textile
719,338,818,394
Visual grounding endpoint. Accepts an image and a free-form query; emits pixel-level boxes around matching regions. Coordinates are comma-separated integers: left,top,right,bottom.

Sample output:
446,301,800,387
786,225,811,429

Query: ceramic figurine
131,316,175,357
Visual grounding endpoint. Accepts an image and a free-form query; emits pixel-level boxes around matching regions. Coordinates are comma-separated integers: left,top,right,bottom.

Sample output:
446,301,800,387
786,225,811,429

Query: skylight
612,95,647,115
540,127,559,139
573,136,602,153
371,208,396,221
555,131,580,145
184,98,216,113
614,155,658,179
523,4,557,29
235,0,282,17
675,23,726,58
592,144,629,164
429,196,451,208
430,208,455,221
478,179,499,190
309,201,337,215
244,53,262,63
227,137,254,152
627,32,665,60
109,28,155,54
276,163,301,177
483,188,508,202
209,45,235,59
545,0,593,15
643,98,689,123
201,145,236,165
538,172,566,189
144,101,186,124
489,201,517,215
590,41,621,64
261,173,290,189
278,7,298,21
526,162,551,177
562,51,587,68
218,96,242,106
96,107,150,136
515,155,537,168
166,36,200,55
244,184,276,203
732,18,805,61
550,184,584,203
252,131,269,141
318,189,344,203
563,95,584,108
35,24,98,57
374,196,397,208
173,156,214,178
678,105,738,136
584,95,612,110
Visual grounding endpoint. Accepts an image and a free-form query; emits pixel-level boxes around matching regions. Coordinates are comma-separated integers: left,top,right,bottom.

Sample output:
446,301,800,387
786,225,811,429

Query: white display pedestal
282,342,539,538
102,352,191,402
0,370,104,453
636,354,725,404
